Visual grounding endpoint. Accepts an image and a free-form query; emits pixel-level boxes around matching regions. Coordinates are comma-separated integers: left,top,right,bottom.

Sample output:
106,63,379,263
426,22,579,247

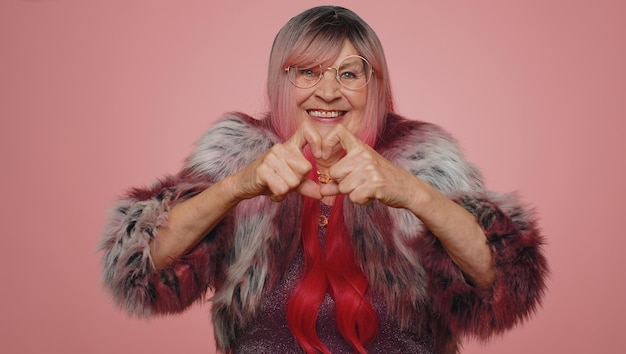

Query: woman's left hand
319,124,495,287
319,124,426,209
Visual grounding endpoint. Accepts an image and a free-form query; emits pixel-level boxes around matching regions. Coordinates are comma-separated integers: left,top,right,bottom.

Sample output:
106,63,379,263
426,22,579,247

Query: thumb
319,182,340,197
297,179,322,200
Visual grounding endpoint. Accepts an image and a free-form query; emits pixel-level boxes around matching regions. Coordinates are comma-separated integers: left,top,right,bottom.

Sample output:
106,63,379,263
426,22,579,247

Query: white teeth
308,110,342,118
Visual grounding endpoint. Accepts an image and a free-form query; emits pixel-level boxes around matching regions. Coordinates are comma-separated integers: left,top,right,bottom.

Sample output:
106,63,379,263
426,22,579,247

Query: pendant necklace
316,171,333,227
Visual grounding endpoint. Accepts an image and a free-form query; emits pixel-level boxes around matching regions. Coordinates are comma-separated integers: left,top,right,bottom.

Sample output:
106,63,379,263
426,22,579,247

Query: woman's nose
315,70,341,100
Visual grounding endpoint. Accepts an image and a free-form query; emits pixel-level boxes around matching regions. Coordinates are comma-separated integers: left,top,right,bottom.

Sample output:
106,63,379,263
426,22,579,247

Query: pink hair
266,6,395,352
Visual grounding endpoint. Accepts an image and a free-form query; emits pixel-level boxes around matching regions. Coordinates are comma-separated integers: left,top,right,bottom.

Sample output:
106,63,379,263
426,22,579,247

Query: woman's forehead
333,41,360,61
309,40,360,66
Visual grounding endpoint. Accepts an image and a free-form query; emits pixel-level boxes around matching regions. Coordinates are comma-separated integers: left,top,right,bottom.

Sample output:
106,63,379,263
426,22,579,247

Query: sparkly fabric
232,203,435,353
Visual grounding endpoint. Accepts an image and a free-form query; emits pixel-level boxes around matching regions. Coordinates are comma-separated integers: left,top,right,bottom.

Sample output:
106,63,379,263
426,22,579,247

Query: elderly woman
100,6,548,354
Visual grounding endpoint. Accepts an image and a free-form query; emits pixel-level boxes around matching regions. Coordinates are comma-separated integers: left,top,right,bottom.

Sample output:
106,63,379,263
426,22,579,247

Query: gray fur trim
186,113,278,181
385,122,486,196
99,196,169,317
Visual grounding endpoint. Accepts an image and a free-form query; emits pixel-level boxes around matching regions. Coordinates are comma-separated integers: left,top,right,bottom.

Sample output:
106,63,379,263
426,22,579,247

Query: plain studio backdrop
1,1,625,353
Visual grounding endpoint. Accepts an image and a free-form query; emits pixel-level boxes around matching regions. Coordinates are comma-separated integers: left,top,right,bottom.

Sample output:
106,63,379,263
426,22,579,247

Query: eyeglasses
285,55,373,90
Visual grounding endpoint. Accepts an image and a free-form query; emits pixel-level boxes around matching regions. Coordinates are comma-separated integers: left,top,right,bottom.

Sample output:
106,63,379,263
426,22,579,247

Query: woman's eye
341,69,365,80
299,69,317,77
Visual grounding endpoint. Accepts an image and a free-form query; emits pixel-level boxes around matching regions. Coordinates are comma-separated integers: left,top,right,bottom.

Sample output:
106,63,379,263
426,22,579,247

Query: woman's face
294,40,368,139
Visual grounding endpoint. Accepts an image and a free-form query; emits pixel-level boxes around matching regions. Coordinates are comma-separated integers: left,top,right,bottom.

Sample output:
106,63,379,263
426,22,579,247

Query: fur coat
100,112,548,353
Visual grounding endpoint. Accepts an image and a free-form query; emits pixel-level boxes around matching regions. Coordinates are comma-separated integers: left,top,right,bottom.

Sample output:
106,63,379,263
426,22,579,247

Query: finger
347,186,376,205
262,148,308,187
285,120,323,158
257,150,313,202
319,181,340,197
300,121,323,159
321,124,361,160
327,142,381,185
350,195,373,206
256,162,290,197
297,179,323,200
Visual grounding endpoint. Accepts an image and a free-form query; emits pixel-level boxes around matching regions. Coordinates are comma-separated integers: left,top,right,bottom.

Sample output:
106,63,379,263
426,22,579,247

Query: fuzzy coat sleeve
99,112,274,317
99,172,230,316
422,192,547,340
381,114,548,340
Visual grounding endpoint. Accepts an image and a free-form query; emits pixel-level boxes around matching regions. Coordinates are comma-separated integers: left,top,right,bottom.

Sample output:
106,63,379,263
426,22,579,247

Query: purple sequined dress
232,203,435,353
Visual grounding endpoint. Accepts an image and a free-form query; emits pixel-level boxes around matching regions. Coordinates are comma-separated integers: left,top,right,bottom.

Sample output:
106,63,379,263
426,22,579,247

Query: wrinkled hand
233,120,323,202
233,122,421,207
318,124,419,208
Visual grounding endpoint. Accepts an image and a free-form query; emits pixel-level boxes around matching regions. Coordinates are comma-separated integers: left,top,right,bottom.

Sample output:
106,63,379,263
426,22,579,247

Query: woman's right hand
151,121,323,269
230,120,323,202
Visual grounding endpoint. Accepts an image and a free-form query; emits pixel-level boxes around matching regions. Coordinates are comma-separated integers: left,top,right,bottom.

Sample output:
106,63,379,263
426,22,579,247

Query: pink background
1,0,625,353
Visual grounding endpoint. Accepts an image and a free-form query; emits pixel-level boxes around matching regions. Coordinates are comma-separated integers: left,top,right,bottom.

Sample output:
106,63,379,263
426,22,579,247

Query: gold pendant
317,171,332,184
319,214,328,227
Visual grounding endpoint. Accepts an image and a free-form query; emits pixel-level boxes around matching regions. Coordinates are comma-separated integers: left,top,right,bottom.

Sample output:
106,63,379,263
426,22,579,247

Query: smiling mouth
307,110,346,118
